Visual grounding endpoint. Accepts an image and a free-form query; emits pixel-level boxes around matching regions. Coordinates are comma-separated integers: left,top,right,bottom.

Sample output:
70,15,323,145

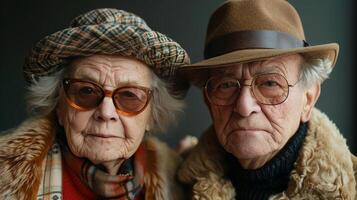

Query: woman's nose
94,96,119,122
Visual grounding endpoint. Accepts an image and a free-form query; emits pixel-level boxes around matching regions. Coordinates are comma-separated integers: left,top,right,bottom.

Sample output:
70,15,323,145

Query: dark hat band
204,30,309,59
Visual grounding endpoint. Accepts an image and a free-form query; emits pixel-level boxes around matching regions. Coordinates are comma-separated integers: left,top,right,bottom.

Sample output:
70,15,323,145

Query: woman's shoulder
0,115,55,152
0,115,56,199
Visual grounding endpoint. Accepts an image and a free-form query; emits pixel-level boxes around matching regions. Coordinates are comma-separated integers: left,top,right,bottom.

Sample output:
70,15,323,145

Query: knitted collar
227,123,307,199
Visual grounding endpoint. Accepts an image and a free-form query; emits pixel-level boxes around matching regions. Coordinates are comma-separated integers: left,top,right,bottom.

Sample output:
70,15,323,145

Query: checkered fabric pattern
24,8,190,84
37,140,146,199
37,143,62,200
61,140,146,199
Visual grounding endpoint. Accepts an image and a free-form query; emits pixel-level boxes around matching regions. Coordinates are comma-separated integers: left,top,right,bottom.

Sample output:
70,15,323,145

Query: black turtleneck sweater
227,122,307,200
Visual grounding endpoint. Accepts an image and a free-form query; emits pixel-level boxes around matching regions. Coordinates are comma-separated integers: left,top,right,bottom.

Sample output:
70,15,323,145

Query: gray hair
299,57,333,87
26,66,184,133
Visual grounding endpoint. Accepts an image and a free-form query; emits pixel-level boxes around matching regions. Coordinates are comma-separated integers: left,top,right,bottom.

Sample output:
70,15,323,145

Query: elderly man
177,0,357,199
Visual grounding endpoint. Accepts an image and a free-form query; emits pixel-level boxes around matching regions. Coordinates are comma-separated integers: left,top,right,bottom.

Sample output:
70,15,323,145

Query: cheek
57,101,94,136
121,107,151,139
262,95,303,143
209,104,233,144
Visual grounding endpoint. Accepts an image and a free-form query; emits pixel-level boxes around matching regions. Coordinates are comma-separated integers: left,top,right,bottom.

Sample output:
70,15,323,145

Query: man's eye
261,80,279,87
218,81,237,89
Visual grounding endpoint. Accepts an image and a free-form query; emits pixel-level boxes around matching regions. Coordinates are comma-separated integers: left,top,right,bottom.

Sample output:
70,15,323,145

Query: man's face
205,54,318,166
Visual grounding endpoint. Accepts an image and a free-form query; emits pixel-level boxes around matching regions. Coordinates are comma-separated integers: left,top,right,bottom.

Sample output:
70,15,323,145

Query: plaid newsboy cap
23,8,190,84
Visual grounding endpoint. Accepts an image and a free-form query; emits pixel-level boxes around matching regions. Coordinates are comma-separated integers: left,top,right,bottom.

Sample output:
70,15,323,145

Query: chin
87,152,123,165
224,131,274,158
226,141,272,160
231,148,269,160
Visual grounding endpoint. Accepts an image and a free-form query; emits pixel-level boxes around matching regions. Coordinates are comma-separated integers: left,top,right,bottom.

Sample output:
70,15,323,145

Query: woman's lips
86,133,120,138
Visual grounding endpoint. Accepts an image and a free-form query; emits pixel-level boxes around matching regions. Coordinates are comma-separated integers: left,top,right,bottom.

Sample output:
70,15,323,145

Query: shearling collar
0,115,184,200
178,108,357,200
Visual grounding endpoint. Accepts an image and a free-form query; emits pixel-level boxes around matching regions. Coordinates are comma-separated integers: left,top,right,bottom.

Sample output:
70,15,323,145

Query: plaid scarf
62,142,146,199
37,142,63,199
37,141,146,200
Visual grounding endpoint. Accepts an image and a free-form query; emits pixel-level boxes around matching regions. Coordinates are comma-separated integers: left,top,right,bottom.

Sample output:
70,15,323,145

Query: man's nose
233,85,261,117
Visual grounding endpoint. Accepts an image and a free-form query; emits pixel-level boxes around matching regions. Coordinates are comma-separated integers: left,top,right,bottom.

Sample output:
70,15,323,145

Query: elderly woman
0,8,189,199
177,0,357,199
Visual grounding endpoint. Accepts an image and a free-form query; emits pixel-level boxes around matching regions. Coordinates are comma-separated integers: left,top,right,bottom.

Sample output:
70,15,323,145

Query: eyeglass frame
62,78,153,116
204,73,300,106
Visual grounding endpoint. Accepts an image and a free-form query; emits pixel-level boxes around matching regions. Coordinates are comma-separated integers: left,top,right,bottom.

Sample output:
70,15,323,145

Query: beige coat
0,115,185,200
178,108,357,199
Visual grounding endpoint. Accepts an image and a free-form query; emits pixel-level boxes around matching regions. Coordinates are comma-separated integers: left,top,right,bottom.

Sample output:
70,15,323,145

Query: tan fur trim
178,108,356,199
143,137,186,200
0,115,56,199
177,127,235,199
278,108,356,199
351,154,357,200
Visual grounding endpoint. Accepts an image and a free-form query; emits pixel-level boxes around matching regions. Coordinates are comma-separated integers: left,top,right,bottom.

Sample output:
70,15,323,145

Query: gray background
0,0,356,153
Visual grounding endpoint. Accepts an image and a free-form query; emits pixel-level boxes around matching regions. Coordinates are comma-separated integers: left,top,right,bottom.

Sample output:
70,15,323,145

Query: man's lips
237,128,262,131
229,127,265,134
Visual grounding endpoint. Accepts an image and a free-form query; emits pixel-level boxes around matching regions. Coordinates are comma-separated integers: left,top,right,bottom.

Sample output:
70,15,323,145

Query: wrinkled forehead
209,54,303,77
66,55,153,86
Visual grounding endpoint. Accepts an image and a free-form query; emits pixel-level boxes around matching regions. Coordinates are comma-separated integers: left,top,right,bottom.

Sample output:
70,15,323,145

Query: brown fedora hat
180,0,338,74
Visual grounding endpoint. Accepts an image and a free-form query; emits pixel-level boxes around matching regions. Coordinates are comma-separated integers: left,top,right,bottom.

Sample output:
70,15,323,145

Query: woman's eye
79,87,95,94
121,91,137,98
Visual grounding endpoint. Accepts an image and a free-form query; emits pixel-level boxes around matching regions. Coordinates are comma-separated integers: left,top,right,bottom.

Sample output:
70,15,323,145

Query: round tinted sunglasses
62,78,152,116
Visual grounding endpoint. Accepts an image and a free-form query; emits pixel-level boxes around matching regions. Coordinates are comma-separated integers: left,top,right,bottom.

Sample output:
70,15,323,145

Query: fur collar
178,108,357,199
0,115,184,200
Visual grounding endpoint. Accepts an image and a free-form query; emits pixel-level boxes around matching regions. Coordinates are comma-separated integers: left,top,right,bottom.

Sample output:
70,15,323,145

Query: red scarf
62,143,146,199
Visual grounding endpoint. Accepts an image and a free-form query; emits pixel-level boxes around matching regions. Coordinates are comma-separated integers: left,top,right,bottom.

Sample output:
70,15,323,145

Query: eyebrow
209,64,288,79
72,73,98,83
116,79,144,87
257,60,288,75
255,67,286,75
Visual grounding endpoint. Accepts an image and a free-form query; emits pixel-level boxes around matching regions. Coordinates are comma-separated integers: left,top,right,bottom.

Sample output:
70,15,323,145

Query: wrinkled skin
57,55,152,174
206,54,320,169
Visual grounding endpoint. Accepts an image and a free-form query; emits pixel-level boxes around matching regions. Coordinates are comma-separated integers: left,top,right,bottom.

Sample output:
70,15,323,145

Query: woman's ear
301,83,321,122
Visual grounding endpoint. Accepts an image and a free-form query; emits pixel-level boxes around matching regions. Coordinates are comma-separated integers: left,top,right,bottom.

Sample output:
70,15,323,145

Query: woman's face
57,55,152,165
206,54,320,168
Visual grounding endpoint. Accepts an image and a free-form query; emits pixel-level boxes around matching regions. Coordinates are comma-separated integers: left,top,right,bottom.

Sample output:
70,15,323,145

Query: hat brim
24,23,189,83
179,43,338,86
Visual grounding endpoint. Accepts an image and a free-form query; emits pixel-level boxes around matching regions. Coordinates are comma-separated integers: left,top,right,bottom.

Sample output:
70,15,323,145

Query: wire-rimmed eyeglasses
205,73,299,106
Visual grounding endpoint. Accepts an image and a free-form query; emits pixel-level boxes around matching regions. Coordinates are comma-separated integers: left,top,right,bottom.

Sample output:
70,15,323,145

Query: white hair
26,66,184,133
26,69,65,115
299,57,333,87
149,72,185,133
